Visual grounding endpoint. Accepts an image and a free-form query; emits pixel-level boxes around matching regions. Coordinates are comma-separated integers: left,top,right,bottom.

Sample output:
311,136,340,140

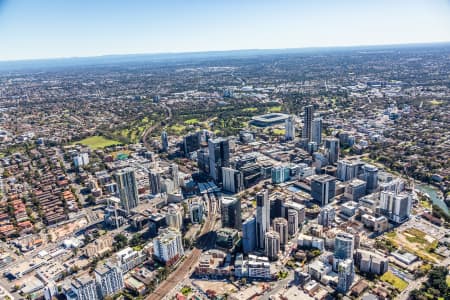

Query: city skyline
0,0,450,61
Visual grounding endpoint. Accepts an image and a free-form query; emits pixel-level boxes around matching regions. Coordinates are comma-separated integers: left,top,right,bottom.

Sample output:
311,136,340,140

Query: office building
271,166,290,184
94,261,124,298
298,234,325,251
169,164,179,191
325,138,340,164
44,281,58,300
183,133,200,156
208,137,230,183
221,196,242,230
308,260,331,282
235,254,271,279
265,231,281,261
311,117,322,145
166,204,183,230
379,191,412,223
153,228,184,264
362,164,379,193
190,200,204,224
285,115,296,140
222,167,244,193
361,214,389,233
334,232,354,260
215,228,239,250
197,149,210,174
337,259,355,293
282,201,306,224
73,153,89,169
339,131,355,147
302,105,313,141
149,171,162,195
355,250,388,275
114,168,139,214
344,178,366,201
256,190,270,249
161,130,168,152
273,218,288,249
287,209,299,236
239,162,262,187
115,247,147,273
311,175,336,206
71,275,99,300
318,205,335,227
337,160,363,182
242,217,256,254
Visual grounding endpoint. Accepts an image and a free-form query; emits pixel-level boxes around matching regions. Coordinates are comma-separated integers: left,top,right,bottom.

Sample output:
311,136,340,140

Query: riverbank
415,184,448,215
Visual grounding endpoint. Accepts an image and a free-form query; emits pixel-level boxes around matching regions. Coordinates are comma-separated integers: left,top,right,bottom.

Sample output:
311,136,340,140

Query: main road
396,256,450,300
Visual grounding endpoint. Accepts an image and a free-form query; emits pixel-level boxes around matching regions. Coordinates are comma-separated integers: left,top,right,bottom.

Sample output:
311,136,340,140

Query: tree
113,234,128,250
129,233,143,247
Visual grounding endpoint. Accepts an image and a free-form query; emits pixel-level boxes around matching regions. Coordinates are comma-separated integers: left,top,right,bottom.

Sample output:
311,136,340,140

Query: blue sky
0,0,450,61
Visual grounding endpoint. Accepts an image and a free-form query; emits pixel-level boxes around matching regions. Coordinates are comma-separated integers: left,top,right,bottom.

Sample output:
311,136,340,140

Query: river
415,184,448,214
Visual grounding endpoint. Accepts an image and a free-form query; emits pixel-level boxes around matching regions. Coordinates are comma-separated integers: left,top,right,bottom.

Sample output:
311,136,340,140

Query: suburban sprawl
0,44,449,300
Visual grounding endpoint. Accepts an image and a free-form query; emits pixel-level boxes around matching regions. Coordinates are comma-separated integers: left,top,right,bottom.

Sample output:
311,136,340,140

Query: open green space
75,136,121,149
184,118,200,125
380,271,408,291
169,124,187,134
181,286,192,296
429,99,443,105
267,105,282,113
242,107,258,112
272,128,286,135
404,228,427,244
386,231,397,238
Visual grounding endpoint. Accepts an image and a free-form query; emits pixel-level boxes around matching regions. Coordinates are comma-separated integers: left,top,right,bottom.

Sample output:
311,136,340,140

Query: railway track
146,214,215,300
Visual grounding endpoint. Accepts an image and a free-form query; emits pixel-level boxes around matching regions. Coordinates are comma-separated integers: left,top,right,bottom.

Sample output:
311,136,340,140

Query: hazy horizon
1,0,450,62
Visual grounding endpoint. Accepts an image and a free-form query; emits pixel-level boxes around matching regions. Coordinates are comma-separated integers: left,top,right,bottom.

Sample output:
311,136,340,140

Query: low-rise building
235,254,272,280
114,247,147,273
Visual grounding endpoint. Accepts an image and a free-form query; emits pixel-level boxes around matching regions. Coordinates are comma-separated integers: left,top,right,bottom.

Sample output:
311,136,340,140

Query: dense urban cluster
0,44,449,300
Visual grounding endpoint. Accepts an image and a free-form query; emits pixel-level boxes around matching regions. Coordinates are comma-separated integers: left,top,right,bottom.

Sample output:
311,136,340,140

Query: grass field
272,128,286,135
267,105,282,113
386,228,440,263
169,124,186,134
184,118,200,125
76,136,121,149
380,271,408,291
420,199,432,209
242,107,258,112
404,228,427,244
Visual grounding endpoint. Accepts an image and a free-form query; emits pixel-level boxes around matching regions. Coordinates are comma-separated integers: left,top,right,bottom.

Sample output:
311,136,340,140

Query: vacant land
385,228,440,263
380,271,408,291
76,136,121,149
